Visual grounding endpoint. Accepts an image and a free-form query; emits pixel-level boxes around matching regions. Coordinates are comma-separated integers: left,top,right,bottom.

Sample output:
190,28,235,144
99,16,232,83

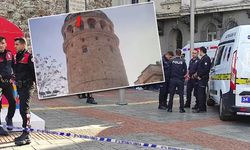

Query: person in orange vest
0,36,16,136
13,37,35,146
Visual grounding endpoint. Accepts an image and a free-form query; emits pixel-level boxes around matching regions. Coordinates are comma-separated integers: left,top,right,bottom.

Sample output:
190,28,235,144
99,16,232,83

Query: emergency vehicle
181,40,219,67
209,25,250,120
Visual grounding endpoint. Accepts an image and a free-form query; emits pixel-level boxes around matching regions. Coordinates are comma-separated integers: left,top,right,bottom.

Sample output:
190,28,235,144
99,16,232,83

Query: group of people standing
0,36,35,146
159,47,211,113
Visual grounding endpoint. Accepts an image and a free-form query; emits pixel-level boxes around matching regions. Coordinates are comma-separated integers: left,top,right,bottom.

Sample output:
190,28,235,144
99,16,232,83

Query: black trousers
17,84,34,129
197,80,207,111
159,81,169,107
168,78,184,109
186,79,198,106
0,82,16,122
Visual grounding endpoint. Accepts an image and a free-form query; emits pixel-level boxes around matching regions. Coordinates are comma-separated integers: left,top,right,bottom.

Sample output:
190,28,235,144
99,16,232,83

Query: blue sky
29,2,162,96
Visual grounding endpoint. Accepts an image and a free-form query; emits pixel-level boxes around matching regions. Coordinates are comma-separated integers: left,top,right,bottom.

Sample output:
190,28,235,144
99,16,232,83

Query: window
67,25,73,33
226,21,238,30
207,23,217,41
82,46,88,53
227,47,232,61
215,46,225,66
132,0,139,4
87,18,96,29
110,45,114,53
100,20,106,30
80,20,84,30
222,47,228,61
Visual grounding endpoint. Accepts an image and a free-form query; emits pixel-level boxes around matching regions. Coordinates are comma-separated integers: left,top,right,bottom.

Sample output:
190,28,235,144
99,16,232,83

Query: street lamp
190,0,195,53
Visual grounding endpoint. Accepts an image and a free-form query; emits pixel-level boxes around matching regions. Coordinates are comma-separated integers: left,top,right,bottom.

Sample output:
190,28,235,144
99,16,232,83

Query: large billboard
29,2,164,99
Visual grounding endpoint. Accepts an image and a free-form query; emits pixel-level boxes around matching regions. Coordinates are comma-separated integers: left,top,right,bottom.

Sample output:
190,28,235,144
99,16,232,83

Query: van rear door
235,27,250,108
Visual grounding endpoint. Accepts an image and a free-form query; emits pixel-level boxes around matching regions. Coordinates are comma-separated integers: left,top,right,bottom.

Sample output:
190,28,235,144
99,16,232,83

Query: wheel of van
206,88,215,106
207,98,215,106
219,96,233,121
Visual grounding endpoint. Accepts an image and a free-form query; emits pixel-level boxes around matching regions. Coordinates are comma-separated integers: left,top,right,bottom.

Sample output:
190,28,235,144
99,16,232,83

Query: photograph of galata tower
29,3,163,99
61,10,129,93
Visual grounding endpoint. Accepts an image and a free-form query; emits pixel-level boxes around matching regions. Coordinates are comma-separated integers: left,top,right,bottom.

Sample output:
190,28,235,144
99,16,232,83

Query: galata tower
61,10,129,93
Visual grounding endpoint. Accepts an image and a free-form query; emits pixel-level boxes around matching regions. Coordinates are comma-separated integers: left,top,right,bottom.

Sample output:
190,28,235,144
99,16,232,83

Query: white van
182,40,219,67
209,25,250,120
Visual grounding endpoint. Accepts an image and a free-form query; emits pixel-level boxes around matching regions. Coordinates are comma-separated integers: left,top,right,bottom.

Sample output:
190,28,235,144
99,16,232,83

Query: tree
34,54,68,98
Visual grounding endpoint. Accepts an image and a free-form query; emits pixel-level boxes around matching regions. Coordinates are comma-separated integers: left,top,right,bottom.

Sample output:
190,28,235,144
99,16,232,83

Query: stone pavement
0,89,250,150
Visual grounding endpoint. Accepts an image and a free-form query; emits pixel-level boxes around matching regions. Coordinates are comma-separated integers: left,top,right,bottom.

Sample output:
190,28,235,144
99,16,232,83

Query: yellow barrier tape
236,78,250,85
211,73,230,80
211,74,250,85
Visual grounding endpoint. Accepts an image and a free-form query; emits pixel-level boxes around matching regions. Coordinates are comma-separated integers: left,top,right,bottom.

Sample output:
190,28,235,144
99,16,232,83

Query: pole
116,89,127,105
190,0,195,53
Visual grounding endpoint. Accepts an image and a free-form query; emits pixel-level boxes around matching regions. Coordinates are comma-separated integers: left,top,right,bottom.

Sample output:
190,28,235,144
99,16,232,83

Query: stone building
134,62,163,85
0,0,66,47
156,0,250,54
0,0,112,47
61,11,129,93
113,0,250,54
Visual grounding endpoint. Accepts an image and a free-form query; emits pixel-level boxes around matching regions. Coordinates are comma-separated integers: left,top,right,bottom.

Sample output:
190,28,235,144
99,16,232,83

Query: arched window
110,45,114,53
226,21,238,30
80,20,84,30
82,46,88,53
168,28,183,50
207,23,217,41
87,18,96,29
100,20,106,30
67,25,73,33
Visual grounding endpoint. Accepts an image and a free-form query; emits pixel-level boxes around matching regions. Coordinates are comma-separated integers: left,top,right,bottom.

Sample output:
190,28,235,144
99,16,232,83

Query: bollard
116,89,127,105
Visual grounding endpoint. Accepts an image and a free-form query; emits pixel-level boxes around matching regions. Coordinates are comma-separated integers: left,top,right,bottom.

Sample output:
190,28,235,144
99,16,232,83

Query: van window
215,46,225,66
227,47,232,61
222,47,228,61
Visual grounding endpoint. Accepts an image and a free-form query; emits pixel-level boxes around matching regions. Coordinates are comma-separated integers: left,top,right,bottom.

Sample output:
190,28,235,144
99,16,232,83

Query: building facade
157,0,250,54
0,0,112,48
134,63,163,85
62,11,129,93
113,0,250,54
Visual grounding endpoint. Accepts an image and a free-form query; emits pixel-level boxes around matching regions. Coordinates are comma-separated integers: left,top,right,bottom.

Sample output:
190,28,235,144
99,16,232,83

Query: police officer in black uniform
158,51,174,110
168,49,187,113
13,37,35,145
78,93,97,104
193,47,211,113
0,36,16,136
184,50,200,109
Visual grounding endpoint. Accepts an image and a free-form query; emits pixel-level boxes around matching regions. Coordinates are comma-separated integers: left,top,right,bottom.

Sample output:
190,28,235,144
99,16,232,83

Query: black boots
158,105,167,110
86,97,97,104
5,117,13,130
0,125,9,136
179,109,186,113
15,131,31,146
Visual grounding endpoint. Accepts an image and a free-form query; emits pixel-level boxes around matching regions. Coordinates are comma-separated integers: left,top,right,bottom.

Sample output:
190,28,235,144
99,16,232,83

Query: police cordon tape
0,125,193,150
211,73,250,84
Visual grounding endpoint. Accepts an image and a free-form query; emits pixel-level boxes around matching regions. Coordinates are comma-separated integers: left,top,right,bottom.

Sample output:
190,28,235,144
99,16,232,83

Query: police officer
184,50,200,109
78,93,97,104
13,37,35,145
0,36,16,136
168,49,187,113
193,47,211,113
158,51,174,110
